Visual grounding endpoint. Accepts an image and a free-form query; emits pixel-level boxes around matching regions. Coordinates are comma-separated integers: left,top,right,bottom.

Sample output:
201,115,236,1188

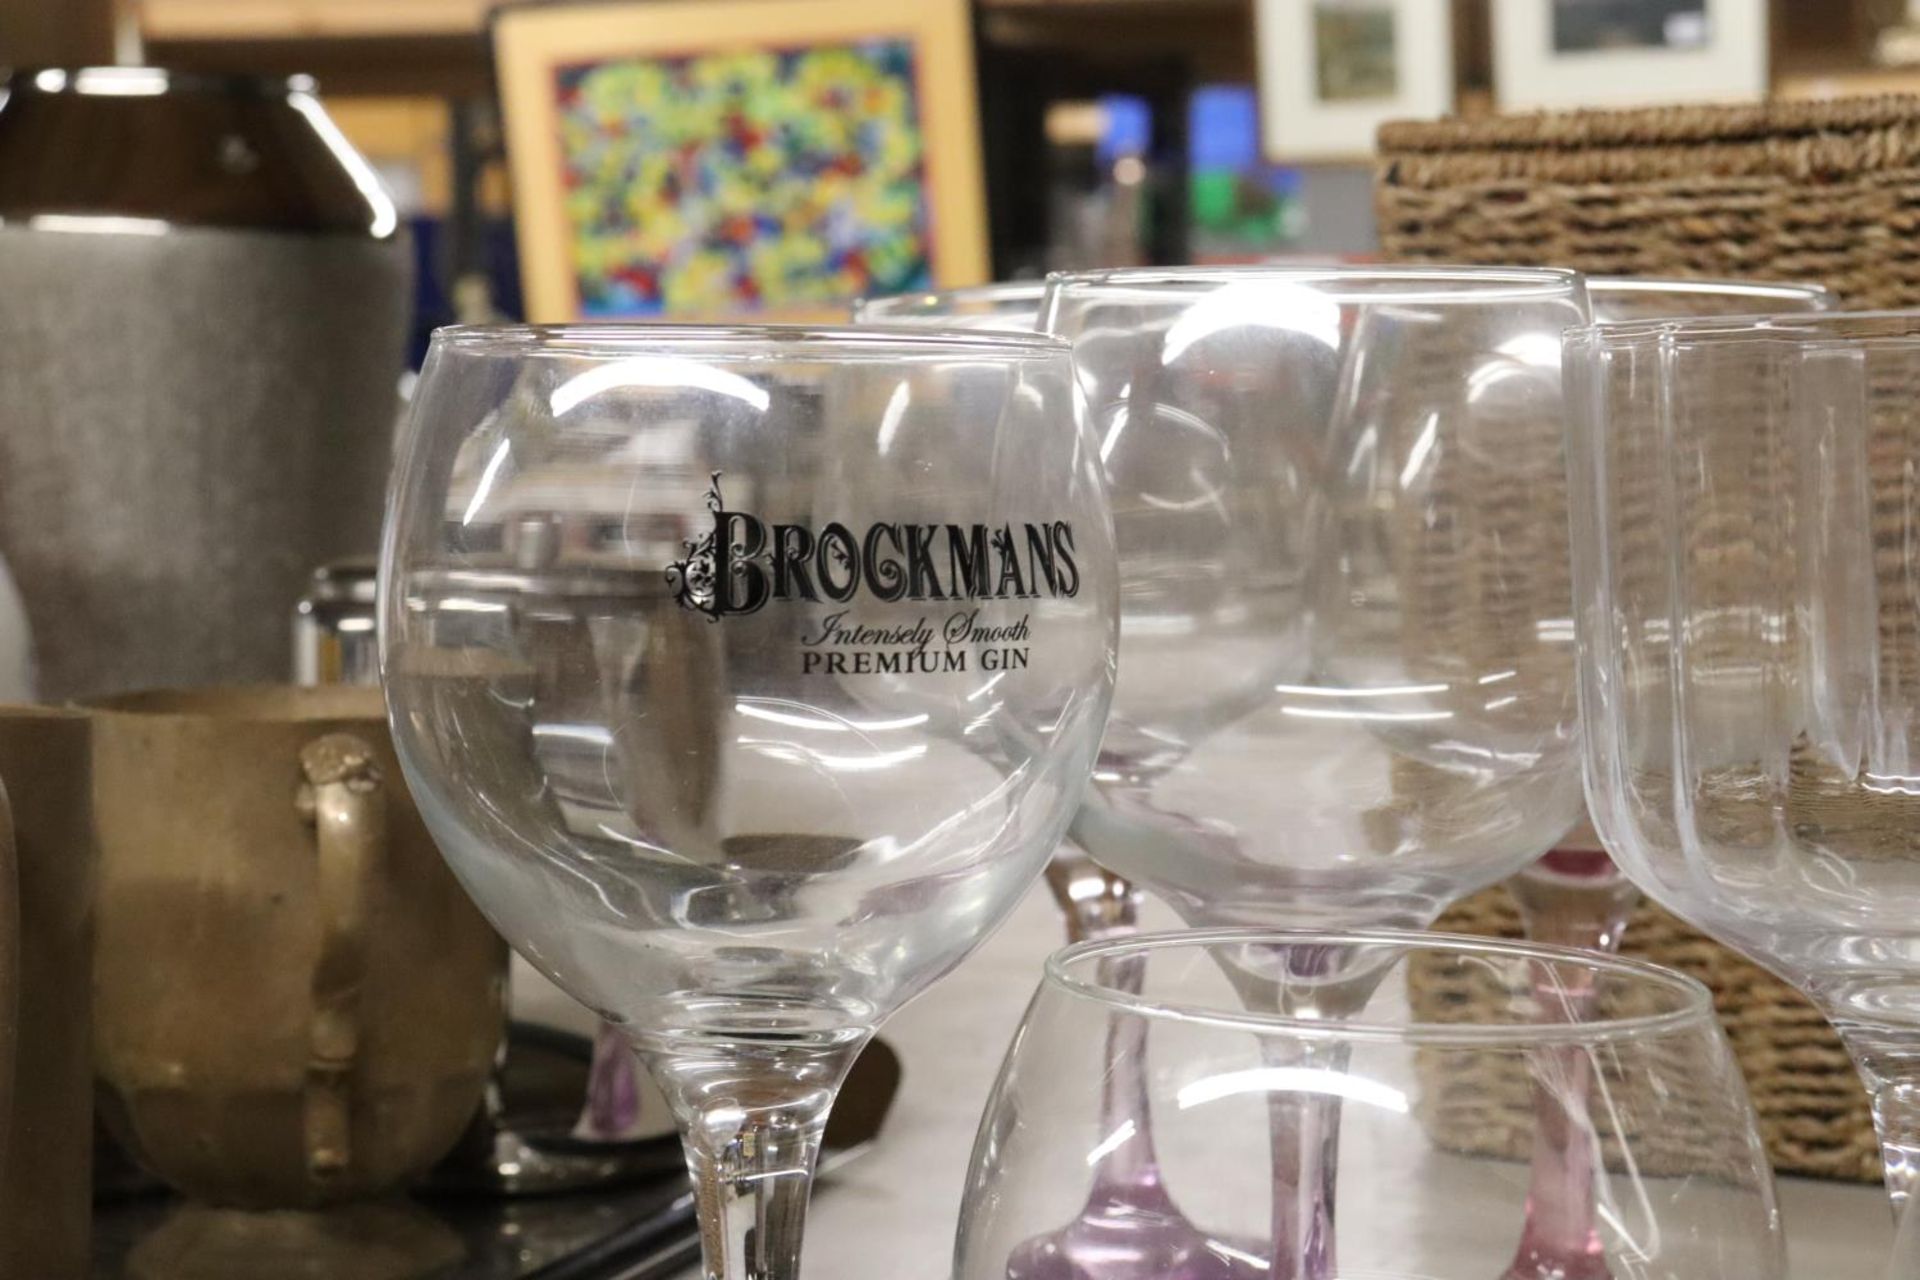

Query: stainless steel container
292,558,378,687
0,68,410,699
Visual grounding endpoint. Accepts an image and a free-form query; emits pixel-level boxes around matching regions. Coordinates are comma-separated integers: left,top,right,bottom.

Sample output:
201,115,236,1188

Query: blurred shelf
981,0,1249,76
141,0,493,39
144,32,493,97
142,0,1255,97
142,0,1246,40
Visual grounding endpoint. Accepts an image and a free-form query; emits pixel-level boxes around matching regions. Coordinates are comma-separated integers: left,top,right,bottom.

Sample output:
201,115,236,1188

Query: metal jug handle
294,734,387,1183
0,775,17,1178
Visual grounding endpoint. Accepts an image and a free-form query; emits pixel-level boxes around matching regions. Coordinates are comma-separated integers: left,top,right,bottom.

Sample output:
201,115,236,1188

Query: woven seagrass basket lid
1376,96,1920,309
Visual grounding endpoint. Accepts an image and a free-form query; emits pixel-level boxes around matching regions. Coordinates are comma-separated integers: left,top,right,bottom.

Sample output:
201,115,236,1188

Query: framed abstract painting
494,0,991,320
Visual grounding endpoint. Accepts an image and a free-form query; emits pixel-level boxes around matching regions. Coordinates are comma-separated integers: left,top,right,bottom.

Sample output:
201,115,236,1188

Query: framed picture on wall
1492,0,1768,111
1255,0,1455,162
493,0,990,321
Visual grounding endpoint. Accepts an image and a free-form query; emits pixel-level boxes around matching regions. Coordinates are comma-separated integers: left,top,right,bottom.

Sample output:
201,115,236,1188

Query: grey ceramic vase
0,68,411,699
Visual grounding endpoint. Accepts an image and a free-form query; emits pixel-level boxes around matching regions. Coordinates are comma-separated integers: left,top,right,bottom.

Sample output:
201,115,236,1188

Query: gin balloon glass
1570,310,1920,1276
380,324,1117,1280
1035,265,1591,1280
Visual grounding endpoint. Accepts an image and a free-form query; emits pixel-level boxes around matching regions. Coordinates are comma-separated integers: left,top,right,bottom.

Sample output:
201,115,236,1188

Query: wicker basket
1372,96,1919,1184
1423,888,1879,1182
1375,96,1920,308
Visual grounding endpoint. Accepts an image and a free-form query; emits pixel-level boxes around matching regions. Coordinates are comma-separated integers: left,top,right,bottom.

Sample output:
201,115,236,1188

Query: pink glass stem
1011,857,1263,1280
1044,855,1173,1203
1502,1036,1610,1280
1509,848,1639,954
1500,861,1635,1280
1046,854,1142,948
575,1021,647,1141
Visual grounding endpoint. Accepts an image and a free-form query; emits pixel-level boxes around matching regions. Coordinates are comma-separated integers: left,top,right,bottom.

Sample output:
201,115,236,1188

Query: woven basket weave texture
1376,96,1920,308
1374,96,1920,1183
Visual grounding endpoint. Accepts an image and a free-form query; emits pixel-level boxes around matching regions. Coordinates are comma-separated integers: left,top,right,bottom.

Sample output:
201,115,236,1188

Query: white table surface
515,886,1893,1279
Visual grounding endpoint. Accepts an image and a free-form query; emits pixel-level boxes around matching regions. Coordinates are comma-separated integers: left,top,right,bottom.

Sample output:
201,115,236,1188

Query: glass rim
1044,263,1583,304
855,281,1048,313
1587,275,1835,304
428,322,1072,357
1568,308,1920,349
1044,927,1715,1045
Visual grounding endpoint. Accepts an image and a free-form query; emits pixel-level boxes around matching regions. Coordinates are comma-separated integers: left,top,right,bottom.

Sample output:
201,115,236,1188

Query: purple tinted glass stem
1503,1039,1610,1280
1502,849,1638,1280
578,1021,646,1141
1009,882,1264,1280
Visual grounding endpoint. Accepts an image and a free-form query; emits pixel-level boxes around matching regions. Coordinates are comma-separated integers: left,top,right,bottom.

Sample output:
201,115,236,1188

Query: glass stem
1500,853,1639,1280
1499,965,1611,1280
643,1039,861,1280
1827,1019,1920,1280
1264,1039,1344,1280
1048,854,1164,1201
1506,850,1640,955
1045,851,1141,946
1086,945,1167,1202
1227,944,1390,1280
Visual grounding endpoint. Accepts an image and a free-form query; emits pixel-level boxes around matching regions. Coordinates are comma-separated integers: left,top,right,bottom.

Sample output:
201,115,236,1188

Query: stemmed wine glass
1509,277,1836,958
852,280,1142,944
956,930,1786,1280
1460,276,1832,1280
1568,310,1920,1276
1031,266,1591,1280
379,324,1117,1280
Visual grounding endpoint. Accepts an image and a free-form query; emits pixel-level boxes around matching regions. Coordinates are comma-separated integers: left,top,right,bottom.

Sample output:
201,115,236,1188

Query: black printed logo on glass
667,471,1080,619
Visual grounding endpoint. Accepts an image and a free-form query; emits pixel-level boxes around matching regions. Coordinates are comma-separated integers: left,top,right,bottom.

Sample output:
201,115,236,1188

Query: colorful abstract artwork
553,40,935,316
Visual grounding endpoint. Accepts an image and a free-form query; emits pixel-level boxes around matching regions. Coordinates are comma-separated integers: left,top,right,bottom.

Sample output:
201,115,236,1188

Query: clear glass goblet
854,282,1048,332
1050,265,1590,929
379,324,1117,1280
1568,310,1920,1275
956,930,1785,1280
1036,265,1591,1280
1509,277,1838,956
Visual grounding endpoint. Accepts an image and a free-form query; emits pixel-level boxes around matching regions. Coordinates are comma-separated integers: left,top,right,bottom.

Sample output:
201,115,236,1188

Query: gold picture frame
493,0,991,321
